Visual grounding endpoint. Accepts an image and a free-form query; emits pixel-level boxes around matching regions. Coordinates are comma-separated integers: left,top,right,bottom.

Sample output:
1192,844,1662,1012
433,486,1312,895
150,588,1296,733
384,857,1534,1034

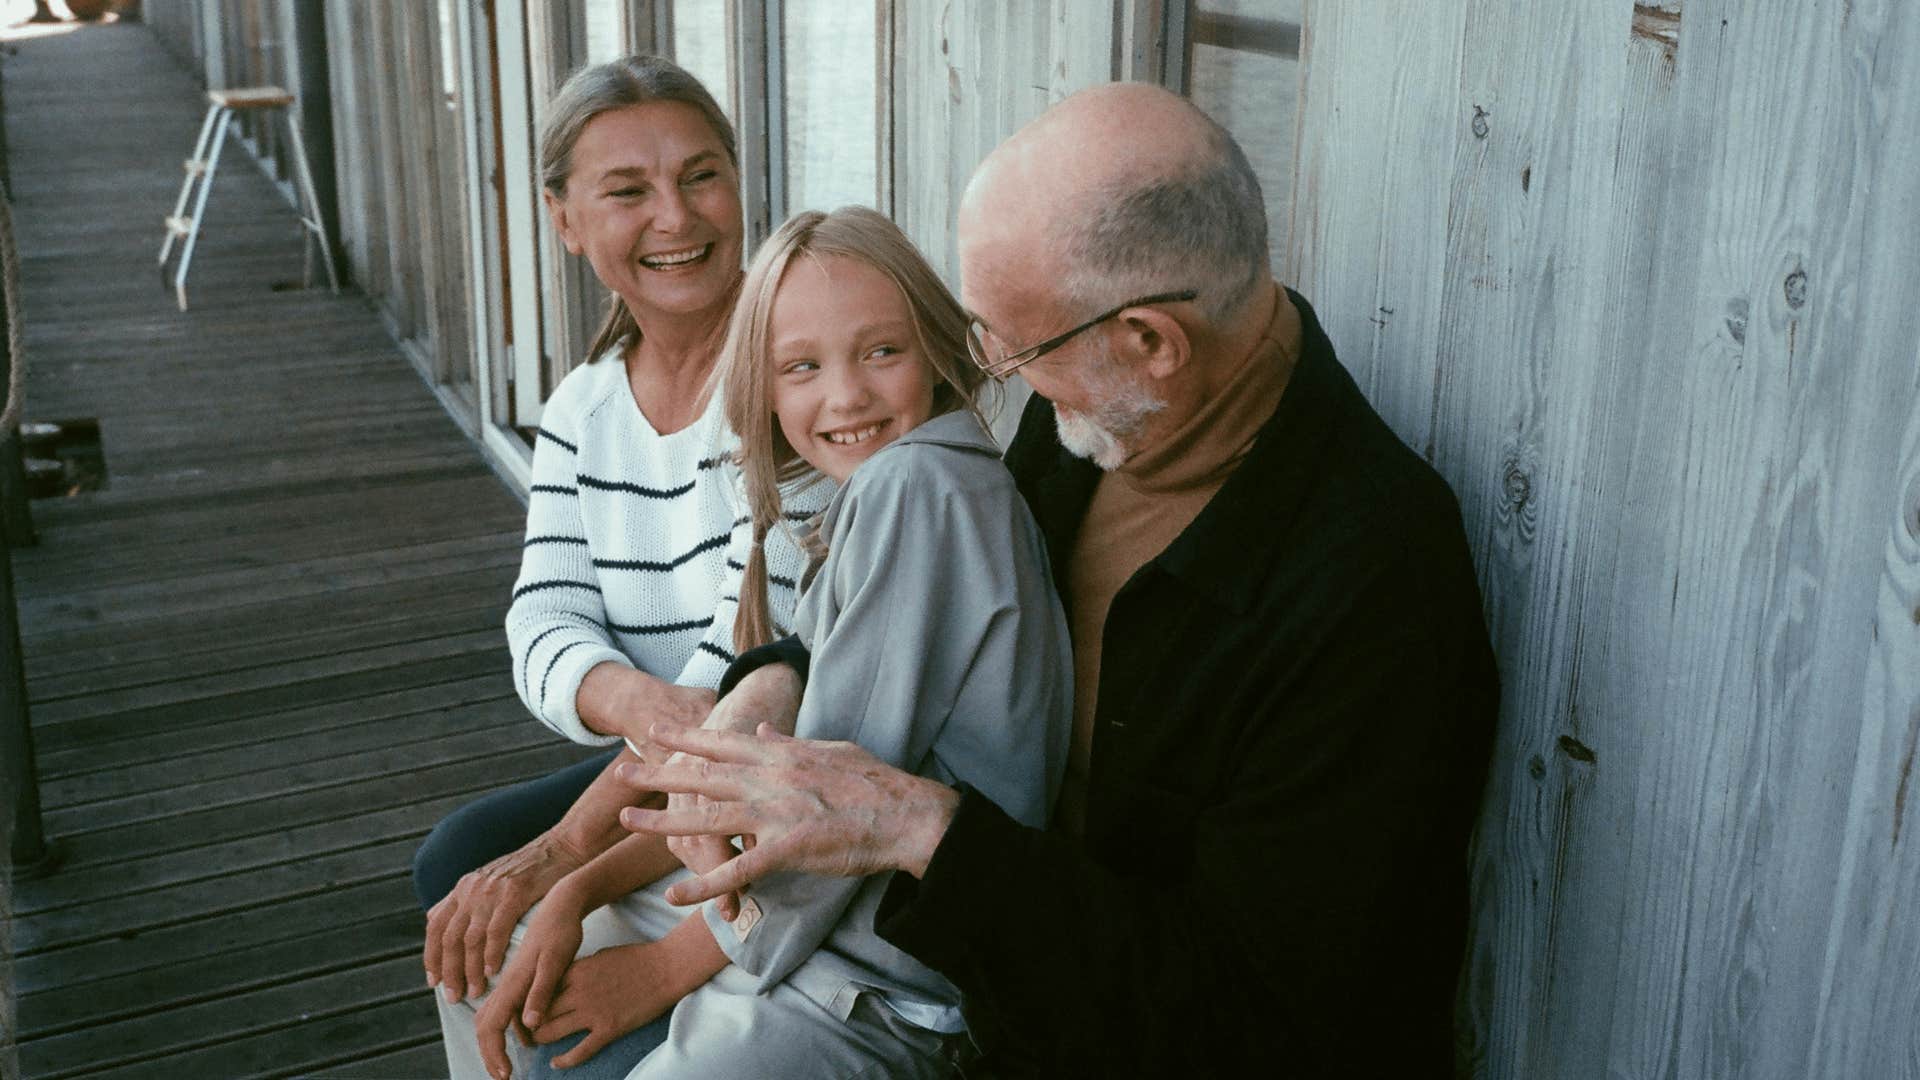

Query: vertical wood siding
1289,2,1920,1076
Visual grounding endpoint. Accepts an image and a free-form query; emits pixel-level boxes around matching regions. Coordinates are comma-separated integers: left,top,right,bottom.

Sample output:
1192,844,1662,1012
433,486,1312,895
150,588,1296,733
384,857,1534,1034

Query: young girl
460,207,1071,1079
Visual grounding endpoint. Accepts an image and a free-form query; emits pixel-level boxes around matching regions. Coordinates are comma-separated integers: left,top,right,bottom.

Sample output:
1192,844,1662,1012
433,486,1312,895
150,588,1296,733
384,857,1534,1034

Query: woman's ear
1118,308,1191,380
543,189,585,256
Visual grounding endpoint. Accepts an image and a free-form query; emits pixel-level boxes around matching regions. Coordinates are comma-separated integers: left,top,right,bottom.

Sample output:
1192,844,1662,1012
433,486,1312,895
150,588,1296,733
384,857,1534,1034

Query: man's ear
543,189,585,256
1118,308,1191,380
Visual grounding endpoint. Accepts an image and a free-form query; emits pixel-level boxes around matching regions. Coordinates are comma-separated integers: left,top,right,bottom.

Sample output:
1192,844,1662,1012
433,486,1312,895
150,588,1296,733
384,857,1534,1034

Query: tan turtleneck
1056,287,1302,835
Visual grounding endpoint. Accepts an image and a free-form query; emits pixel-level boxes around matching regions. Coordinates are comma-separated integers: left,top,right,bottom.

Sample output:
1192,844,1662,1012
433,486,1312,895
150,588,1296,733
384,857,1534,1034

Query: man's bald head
960,82,1269,326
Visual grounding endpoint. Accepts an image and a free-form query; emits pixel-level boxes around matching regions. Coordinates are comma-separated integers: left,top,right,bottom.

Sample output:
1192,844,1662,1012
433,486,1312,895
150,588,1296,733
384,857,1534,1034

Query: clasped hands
614,666,963,907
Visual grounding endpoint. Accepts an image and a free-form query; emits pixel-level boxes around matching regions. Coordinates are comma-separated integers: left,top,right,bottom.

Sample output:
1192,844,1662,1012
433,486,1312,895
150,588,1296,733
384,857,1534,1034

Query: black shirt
868,291,1500,1077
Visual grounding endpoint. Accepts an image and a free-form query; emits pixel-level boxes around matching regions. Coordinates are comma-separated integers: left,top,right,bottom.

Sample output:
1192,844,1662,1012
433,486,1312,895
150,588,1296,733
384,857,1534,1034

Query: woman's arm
504,378,633,746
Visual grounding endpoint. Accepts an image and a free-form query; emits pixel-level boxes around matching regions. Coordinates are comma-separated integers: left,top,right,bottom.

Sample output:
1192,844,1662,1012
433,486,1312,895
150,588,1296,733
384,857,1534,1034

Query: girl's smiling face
768,255,938,482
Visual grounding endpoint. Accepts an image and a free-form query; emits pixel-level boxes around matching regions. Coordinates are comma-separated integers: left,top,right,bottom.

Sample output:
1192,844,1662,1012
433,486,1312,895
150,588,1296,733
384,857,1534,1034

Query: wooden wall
888,0,1116,442
1286,1,1920,1076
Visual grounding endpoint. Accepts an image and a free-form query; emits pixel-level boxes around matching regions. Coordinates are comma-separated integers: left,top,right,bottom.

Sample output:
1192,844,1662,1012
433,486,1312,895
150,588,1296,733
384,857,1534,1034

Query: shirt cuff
716,634,811,698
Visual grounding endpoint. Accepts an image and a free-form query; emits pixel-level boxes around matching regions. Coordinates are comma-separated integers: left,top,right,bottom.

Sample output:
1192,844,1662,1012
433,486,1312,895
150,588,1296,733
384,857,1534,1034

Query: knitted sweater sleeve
503,375,627,747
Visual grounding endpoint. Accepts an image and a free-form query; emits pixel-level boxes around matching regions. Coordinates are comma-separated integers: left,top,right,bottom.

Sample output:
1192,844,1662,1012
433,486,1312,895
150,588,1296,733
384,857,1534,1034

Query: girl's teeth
826,423,882,445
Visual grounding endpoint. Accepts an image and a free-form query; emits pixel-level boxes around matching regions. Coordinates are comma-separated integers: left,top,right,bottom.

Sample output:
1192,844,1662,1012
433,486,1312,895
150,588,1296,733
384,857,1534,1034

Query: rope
0,179,23,434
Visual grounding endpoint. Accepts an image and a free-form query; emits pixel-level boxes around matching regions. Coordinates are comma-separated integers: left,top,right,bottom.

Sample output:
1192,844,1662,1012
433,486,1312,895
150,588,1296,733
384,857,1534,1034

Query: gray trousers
437,871,958,1079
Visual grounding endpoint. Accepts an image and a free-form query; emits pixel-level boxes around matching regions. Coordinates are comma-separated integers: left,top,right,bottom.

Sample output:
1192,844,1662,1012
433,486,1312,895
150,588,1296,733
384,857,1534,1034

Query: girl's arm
472,830,706,1076
527,913,727,1070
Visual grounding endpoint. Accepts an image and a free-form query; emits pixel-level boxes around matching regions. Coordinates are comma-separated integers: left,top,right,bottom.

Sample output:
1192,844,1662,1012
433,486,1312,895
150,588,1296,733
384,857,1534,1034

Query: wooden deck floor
5,20,591,1078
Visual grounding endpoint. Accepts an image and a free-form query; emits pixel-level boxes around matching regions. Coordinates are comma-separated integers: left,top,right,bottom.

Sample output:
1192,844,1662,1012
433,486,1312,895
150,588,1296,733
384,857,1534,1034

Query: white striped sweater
506,355,823,746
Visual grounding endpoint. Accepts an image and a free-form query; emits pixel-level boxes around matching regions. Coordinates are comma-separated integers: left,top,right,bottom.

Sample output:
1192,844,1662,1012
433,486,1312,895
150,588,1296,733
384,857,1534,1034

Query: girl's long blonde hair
716,206,997,652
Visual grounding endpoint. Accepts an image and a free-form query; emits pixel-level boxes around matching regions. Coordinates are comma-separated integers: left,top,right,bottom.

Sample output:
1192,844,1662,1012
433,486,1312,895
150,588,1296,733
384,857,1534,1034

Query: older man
623,82,1498,1077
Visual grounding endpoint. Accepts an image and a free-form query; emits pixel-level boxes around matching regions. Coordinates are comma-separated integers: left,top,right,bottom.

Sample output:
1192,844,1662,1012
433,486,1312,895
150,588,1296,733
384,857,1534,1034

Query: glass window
781,0,879,212
583,0,628,65
673,2,736,123
1186,0,1301,272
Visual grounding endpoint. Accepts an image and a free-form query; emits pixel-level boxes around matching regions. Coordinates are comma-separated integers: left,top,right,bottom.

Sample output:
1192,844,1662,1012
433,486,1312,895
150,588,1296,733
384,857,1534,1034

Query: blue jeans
416,751,674,1075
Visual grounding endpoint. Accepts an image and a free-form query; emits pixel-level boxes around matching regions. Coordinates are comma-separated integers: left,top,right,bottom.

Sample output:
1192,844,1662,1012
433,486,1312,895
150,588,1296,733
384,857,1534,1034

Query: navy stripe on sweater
513,579,601,601
519,624,571,699
524,535,590,547
727,558,795,590
538,428,578,454
576,474,696,499
608,616,714,636
539,640,589,706
593,533,728,572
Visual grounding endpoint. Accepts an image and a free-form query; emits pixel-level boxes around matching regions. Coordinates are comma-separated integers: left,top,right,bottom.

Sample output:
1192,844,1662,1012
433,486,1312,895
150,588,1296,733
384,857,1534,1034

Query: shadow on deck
3,18,589,1078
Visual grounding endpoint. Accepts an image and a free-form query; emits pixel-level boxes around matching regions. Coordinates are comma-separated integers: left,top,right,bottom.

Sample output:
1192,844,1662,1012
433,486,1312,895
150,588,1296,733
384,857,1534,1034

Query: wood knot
1521,165,1532,192
1471,105,1490,139
1498,449,1541,542
1528,754,1547,780
1724,296,1748,344
1557,735,1597,764
1784,267,1808,309
1632,4,1682,57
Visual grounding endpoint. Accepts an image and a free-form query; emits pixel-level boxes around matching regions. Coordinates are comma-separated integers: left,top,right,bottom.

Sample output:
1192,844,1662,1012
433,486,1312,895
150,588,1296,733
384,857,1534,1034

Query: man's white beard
1053,346,1165,470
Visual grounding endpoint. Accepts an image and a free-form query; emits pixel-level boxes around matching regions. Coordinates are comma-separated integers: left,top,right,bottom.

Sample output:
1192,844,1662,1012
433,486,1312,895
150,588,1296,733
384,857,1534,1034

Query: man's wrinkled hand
423,834,586,1003
616,724,962,907
656,673,801,917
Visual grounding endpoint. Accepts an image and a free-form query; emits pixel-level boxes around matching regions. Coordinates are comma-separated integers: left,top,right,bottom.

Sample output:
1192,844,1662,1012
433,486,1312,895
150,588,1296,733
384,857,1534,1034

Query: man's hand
661,664,805,918
617,724,963,907
473,889,589,1080
576,663,716,752
425,833,589,1003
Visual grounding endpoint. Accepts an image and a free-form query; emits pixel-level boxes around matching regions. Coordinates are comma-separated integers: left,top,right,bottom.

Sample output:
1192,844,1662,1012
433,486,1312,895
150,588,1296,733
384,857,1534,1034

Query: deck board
3,19,592,1077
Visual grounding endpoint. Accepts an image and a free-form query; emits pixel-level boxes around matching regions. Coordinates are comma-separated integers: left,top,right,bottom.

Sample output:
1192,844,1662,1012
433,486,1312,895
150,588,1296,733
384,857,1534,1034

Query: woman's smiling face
768,255,937,482
544,101,744,334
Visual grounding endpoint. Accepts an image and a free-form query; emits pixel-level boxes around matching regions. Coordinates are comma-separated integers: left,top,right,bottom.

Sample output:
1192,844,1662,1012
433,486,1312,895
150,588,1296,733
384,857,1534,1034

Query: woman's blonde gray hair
716,206,998,652
539,55,738,363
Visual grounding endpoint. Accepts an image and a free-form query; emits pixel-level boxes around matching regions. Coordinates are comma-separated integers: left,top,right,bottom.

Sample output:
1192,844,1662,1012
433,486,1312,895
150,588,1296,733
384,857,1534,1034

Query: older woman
412,56,815,1077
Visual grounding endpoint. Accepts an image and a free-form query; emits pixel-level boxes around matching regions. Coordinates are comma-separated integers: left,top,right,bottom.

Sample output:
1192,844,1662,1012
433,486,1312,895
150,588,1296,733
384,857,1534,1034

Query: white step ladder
157,86,341,311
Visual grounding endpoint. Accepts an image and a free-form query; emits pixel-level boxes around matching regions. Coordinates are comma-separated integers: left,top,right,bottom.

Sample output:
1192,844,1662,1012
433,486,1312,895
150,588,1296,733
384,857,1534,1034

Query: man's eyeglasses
965,290,1199,380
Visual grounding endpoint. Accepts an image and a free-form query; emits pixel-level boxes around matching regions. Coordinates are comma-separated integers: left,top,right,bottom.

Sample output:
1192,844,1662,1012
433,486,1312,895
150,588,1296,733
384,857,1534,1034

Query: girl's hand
529,941,682,1069
472,893,588,1080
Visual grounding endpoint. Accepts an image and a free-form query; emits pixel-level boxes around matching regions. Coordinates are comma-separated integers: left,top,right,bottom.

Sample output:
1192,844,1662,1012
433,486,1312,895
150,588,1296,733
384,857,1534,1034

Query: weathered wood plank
2,20,559,1073
28,601,507,708
42,708,548,837
1294,2,1920,1077
20,955,430,1078
33,648,508,753
18,910,423,1039
21,564,514,667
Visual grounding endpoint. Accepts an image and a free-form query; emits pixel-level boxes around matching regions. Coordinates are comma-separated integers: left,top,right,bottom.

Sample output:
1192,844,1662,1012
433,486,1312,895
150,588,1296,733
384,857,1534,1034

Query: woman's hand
425,832,589,1003
472,888,589,1080
576,664,715,751
526,940,684,1070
